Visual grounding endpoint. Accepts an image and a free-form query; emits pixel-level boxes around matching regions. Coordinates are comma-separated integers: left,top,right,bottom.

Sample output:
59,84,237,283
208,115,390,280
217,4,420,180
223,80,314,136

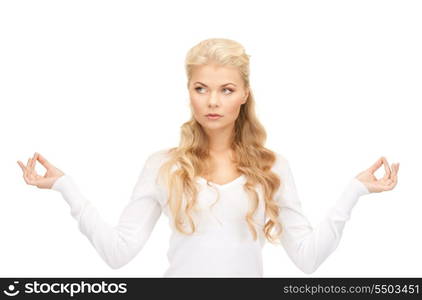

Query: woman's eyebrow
194,81,237,87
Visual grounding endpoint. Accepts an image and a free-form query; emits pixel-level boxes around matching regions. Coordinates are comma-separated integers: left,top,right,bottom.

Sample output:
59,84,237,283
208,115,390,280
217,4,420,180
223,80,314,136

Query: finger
386,166,398,190
368,157,383,173
36,152,52,169
27,157,35,177
17,161,26,173
393,163,399,176
390,164,396,181
30,152,37,170
387,176,397,190
391,163,399,180
31,153,40,176
382,157,391,180
23,173,30,184
392,163,399,182
389,163,395,175
28,159,34,177
392,173,398,187
25,158,32,177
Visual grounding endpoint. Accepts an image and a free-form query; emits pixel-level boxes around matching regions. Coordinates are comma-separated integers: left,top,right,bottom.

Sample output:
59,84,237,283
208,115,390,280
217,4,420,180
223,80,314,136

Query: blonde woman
17,38,400,277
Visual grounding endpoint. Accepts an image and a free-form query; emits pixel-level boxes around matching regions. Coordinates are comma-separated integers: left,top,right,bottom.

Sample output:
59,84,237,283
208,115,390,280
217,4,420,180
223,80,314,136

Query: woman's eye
194,87,233,94
195,87,206,93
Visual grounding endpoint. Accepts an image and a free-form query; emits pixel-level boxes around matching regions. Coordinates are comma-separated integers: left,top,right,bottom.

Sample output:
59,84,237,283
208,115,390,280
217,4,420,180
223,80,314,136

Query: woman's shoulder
144,147,175,167
270,150,291,176
270,149,289,166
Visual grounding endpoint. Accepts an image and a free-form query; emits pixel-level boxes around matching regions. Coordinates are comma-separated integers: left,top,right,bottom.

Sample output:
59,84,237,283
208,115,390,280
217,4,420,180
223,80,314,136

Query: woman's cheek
227,99,243,117
190,99,202,114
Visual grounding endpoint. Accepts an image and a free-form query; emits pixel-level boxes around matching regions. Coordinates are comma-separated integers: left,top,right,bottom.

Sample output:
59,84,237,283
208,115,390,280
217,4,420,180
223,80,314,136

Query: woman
17,38,400,277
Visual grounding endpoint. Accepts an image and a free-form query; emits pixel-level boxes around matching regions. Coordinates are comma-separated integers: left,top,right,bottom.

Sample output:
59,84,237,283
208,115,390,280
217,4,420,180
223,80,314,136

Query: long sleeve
276,156,370,274
51,154,163,269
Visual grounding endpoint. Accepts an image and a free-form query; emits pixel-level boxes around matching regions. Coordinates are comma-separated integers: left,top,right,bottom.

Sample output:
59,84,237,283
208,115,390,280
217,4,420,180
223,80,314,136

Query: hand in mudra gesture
17,152,65,189
355,157,400,193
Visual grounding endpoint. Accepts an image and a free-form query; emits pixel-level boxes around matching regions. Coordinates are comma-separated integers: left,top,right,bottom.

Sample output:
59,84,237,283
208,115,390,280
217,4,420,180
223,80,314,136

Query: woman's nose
207,91,220,106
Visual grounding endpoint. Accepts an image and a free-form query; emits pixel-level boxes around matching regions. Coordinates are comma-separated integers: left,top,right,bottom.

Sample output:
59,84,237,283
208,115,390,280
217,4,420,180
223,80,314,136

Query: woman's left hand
355,157,400,193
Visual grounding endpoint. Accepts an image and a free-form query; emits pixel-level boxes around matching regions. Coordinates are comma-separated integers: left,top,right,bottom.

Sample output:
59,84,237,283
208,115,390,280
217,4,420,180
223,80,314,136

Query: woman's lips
206,114,222,120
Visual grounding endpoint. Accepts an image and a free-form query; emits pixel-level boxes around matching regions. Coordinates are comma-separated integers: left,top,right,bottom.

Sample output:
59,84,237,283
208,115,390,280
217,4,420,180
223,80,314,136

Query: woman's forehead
191,64,242,84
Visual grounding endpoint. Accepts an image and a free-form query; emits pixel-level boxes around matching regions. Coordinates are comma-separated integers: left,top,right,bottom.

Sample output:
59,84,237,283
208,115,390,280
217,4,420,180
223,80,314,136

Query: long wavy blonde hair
157,38,283,244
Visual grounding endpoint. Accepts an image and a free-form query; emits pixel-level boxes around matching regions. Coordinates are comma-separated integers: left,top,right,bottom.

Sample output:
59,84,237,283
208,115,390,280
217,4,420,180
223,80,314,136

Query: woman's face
188,63,249,132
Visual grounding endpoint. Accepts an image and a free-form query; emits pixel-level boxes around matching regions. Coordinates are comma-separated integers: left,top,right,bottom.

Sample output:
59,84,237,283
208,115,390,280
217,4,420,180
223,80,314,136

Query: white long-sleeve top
51,148,370,277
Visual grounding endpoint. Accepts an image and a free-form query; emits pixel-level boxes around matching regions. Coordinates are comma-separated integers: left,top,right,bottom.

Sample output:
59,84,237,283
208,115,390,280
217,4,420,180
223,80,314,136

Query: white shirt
51,148,370,277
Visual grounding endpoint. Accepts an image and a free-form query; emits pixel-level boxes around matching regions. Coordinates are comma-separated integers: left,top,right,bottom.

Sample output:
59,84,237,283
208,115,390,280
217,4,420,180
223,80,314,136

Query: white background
1,0,421,277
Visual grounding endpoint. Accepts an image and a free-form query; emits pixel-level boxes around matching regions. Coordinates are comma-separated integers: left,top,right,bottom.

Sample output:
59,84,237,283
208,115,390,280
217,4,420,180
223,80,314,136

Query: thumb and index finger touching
17,152,53,173
35,152,53,169
368,156,400,179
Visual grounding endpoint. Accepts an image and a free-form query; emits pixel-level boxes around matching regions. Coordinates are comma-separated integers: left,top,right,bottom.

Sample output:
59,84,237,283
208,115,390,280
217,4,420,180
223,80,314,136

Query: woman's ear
243,88,250,103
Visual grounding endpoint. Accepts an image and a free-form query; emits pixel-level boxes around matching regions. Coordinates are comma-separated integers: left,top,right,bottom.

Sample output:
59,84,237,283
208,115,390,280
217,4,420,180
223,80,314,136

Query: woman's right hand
17,152,65,189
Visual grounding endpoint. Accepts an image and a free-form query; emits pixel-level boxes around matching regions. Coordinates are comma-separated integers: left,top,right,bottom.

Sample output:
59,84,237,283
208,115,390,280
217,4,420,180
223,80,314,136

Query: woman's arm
51,154,162,269
275,155,369,274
